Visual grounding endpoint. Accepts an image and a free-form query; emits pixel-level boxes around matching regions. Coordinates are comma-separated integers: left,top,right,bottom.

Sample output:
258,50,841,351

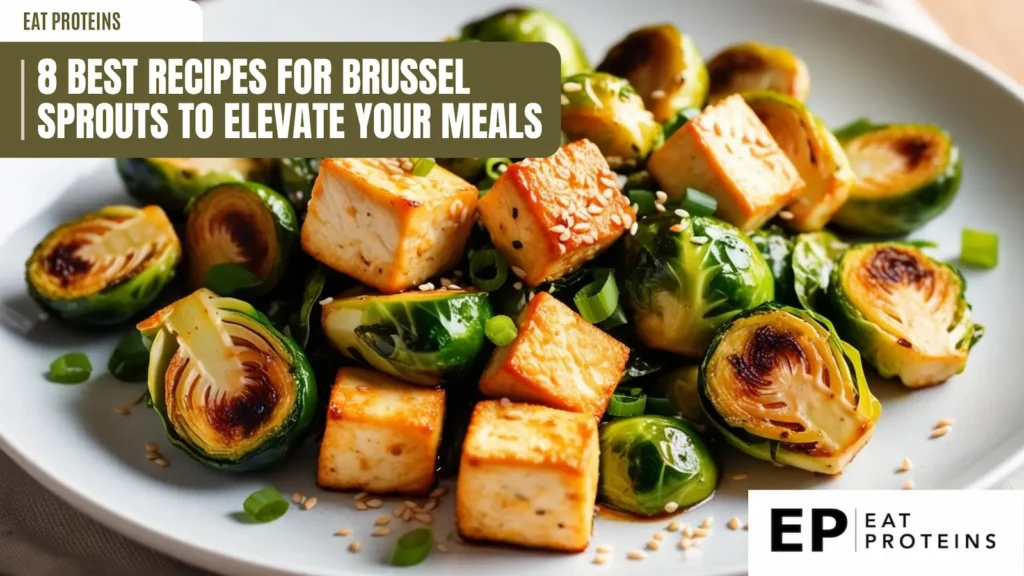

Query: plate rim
2,0,1023,574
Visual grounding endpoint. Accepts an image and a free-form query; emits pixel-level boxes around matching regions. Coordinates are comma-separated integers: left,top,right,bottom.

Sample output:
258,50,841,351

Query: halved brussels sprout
561,73,662,169
458,8,589,77
597,24,709,123
276,157,320,211
116,158,270,215
832,123,962,236
26,205,180,326
598,415,718,516
829,243,980,388
661,366,706,426
699,302,881,474
706,43,810,104
749,225,796,305
792,231,847,314
743,91,855,232
185,182,298,297
322,289,493,386
622,213,774,358
137,288,316,471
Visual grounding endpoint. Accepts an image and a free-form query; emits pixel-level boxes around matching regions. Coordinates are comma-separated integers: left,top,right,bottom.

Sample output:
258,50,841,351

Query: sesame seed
145,442,159,452
563,81,582,92
667,522,681,532
779,210,794,220
603,188,615,199
600,177,619,188
903,480,915,490
566,213,577,227
376,516,390,526
899,458,913,472
348,541,361,553
713,123,724,137
626,550,647,561
511,266,526,279
145,452,160,461
558,243,567,254
440,277,452,287
302,497,318,510
115,406,130,416
573,222,591,232
402,508,414,522
630,222,639,236
652,532,664,541
418,282,435,291
936,418,955,427
679,539,693,550
560,94,569,105
448,284,462,290
611,214,622,226
392,505,406,517
429,487,448,499
504,410,524,420
335,528,352,537
596,545,613,554
587,204,603,215
700,517,713,529
500,397,512,407
404,501,418,509
655,191,668,203
401,161,413,171
669,224,684,233
593,555,610,565
931,426,951,439
645,541,660,551
674,208,690,218
420,499,439,513
549,224,567,234
621,213,633,228
654,203,666,212
595,193,609,207
153,458,168,467
450,199,463,217
690,236,709,245
651,89,666,99
559,229,571,242
497,164,507,173
728,517,742,531
663,502,679,513
527,291,535,302
681,527,693,538
355,501,368,511
372,527,391,537
414,513,434,525
582,234,595,245
512,282,523,291
292,492,303,503
693,528,710,538
354,492,369,500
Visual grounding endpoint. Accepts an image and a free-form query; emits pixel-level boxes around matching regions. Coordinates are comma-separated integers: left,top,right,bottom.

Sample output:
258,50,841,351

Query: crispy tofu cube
479,292,629,419
647,94,804,232
301,158,477,294
477,140,632,286
456,401,599,552
317,367,444,495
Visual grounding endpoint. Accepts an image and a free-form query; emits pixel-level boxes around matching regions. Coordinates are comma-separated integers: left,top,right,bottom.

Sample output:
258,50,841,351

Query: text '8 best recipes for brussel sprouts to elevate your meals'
26,6,993,565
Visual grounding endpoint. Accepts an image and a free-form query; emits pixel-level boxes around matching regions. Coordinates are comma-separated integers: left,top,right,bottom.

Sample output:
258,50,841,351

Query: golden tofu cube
477,140,632,286
317,367,444,496
647,94,804,231
479,292,629,419
456,401,599,552
301,158,477,294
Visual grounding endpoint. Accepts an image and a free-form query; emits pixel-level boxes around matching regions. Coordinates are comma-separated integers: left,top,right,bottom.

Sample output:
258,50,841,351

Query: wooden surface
920,0,1024,84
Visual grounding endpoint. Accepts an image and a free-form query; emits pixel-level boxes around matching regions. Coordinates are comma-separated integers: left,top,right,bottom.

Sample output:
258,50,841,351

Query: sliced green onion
391,528,433,567
662,107,702,140
908,239,939,249
49,352,92,384
681,188,718,217
484,158,511,181
485,315,518,346
629,387,643,397
645,396,677,416
411,157,436,177
203,263,262,296
242,487,289,523
597,304,628,331
469,249,509,292
607,393,647,417
961,228,999,269
574,269,619,324
108,330,149,382
628,190,656,216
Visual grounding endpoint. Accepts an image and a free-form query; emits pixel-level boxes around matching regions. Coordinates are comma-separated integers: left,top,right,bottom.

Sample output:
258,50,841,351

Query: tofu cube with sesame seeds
317,367,445,496
646,94,804,232
479,292,629,419
301,158,478,294
476,139,632,287
456,400,599,552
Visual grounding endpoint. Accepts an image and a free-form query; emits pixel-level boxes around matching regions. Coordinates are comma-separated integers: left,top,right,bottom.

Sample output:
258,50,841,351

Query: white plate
2,0,1023,574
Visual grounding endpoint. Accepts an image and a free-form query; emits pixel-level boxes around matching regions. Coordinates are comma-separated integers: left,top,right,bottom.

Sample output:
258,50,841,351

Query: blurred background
917,0,1024,82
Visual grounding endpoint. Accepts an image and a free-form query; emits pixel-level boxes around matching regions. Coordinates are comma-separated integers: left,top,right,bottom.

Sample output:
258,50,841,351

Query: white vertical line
20,60,25,141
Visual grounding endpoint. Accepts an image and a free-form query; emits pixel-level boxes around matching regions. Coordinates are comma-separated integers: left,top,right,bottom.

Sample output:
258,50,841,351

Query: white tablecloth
1,2,1017,576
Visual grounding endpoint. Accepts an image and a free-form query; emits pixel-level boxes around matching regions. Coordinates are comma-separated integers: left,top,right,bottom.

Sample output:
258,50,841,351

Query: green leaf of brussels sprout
749,225,797,305
203,263,263,296
108,330,149,382
458,8,589,77
116,158,271,216
792,231,847,315
288,264,329,348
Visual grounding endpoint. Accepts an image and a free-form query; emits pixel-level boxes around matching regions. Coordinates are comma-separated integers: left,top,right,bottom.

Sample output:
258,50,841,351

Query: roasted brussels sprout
706,43,810,104
185,182,298,297
699,302,881,474
560,73,662,169
743,91,855,232
598,415,718,516
622,213,774,358
792,231,847,314
829,243,981,388
459,8,589,77
116,158,270,215
138,288,316,471
26,205,180,326
321,289,493,386
437,157,487,183
276,157,320,211
749,225,796,305
832,122,962,236
661,366,706,426
597,24,709,122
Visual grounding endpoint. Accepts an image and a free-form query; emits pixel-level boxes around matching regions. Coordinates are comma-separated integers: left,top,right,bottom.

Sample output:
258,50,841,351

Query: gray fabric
0,2,1000,576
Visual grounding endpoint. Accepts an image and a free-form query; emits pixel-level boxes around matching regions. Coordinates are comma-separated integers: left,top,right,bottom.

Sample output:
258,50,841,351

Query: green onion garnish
960,228,999,269
908,239,939,249
644,396,677,416
108,330,149,382
597,304,628,331
49,352,92,384
469,249,509,292
628,190,656,216
485,315,518,346
574,269,619,324
608,393,646,417
242,487,289,523
681,188,717,217
411,157,436,177
662,107,702,140
203,263,262,296
484,158,511,181
391,528,434,567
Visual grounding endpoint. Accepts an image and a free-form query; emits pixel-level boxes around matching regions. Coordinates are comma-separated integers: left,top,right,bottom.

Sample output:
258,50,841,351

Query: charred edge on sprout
896,137,936,171
864,247,932,287
727,326,807,396
44,242,91,287
214,211,270,269
708,51,765,95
